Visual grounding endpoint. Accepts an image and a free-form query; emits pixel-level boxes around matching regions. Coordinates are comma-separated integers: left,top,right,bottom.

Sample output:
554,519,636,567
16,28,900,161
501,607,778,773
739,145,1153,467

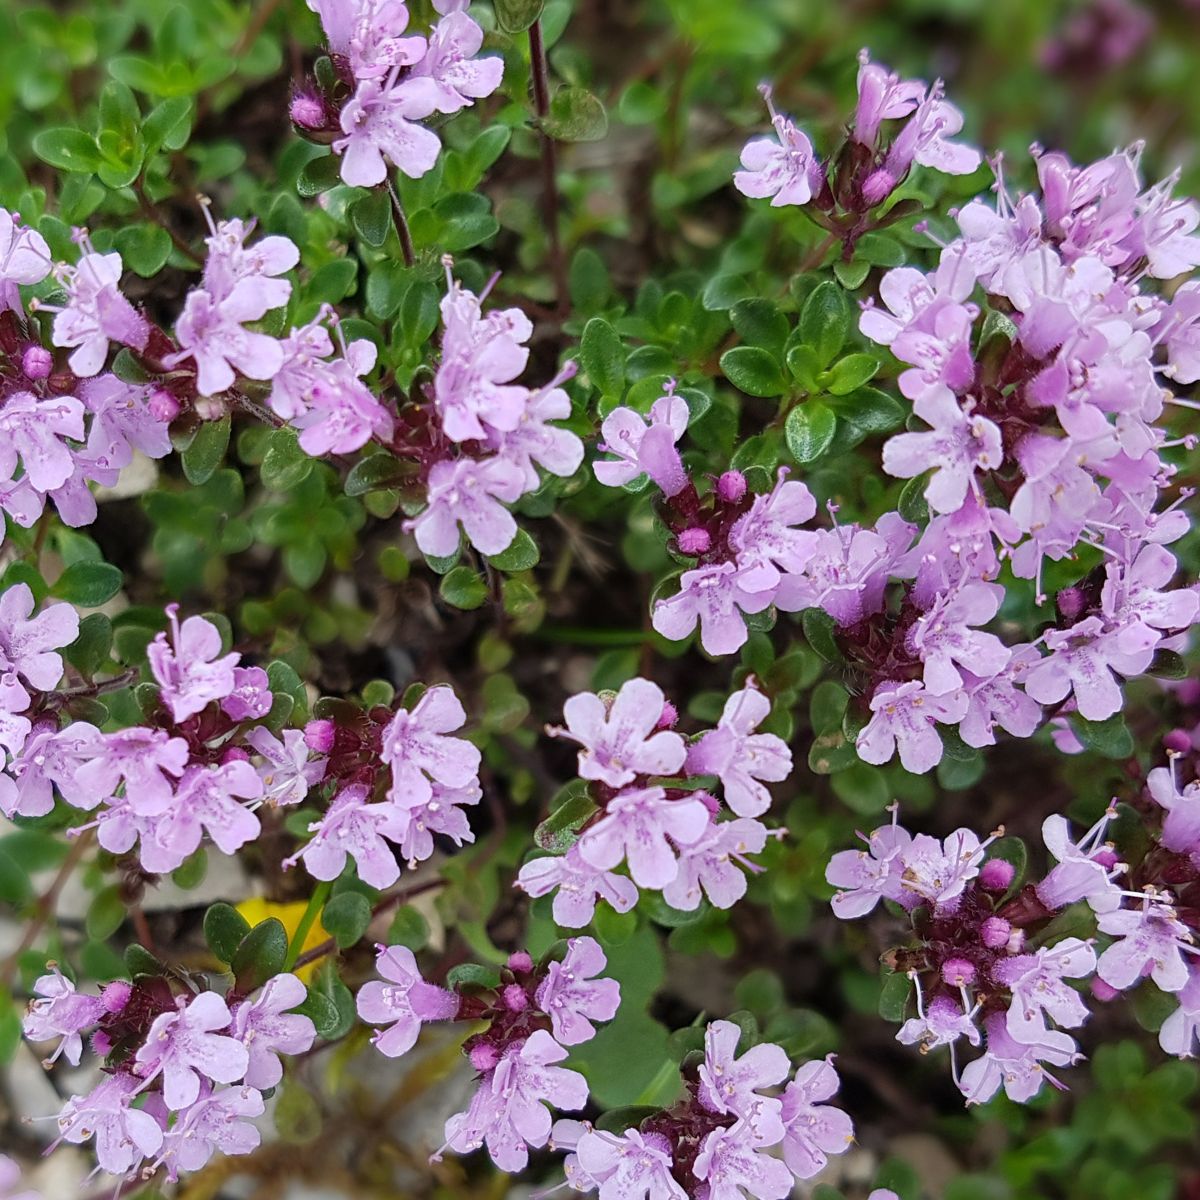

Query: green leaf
800,608,844,665
534,783,597,853
311,960,356,1040
294,987,341,1039
720,346,786,398
387,905,430,951
86,886,126,940
350,188,392,248
440,566,488,610
171,849,208,890
1072,714,1134,759
543,86,608,142
447,962,503,990
33,128,103,173
124,944,165,978
825,353,880,395
799,281,848,369
182,417,231,485
580,317,625,399
785,401,837,463
232,918,289,993
897,474,929,523
833,259,870,290
730,299,788,358
297,153,341,197
261,428,315,492
344,450,411,496
321,892,372,949
204,902,252,963
826,386,904,434
143,97,193,154
569,247,611,314
878,970,911,1022
114,223,171,277
275,1077,322,1144
486,528,540,572
51,561,122,607
493,0,545,32
66,613,113,676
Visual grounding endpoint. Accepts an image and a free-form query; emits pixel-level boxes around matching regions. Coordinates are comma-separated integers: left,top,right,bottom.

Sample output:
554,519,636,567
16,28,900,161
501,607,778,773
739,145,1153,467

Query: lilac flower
231,973,316,1088
245,726,325,807
199,216,298,311
852,53,925,148
1147,763,1200,857
593,390,690,496
1100,545,1199,639
664,816,769,911
291,339,394,456
898,992,981,1050
728,469,818,595
0,1155,39,1200
1096,896,1196,993
21,966,104,1066
53,1073,164,1178
825,820,913,918
5,721,93,819
578,786,709,889
392,779,479,866
697,1020,788,1140
442,1030,589,1171
267,319,336,420
0,208,51,314
0,584,78,711
897,828,987,910
535,936,621,1046
515,848,639,928
1161,280,1200,383
147,605,239,723
856,680,969,774
959,645,1043,748
154,1084,263,1181
307,0,426,80
489,376,585,489
168,287,285,397
410,10,504,115
551,677,685,789
1035,810,1125,911
286,783,407,889
652,561,775,657
859,246,977,348
357,944,460,1057
734,84,823,208
958,1015,1079,1104
994,938,1096,1042
408,455,525,558
78,375,173,464
48,248,148,376
778,1056,854,1180
574,1129,687,1200
381,684,481,808
335,77,441,187
220,666,273,721
694,1120,795,1200
0,393,86,494
907,582,1009,694
133,991,249,1110
1159,966,1200,1058
883,82,982,179
435,280,532,442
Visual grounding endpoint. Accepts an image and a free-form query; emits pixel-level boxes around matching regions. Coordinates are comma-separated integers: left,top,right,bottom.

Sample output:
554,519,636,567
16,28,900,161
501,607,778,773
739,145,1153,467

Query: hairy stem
529,20,568,315
387,180,416,268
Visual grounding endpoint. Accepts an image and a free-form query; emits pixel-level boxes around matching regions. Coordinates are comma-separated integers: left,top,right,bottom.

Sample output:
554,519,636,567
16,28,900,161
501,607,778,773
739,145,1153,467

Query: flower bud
861,168,897,207
290,89,328,132
716,470,746,504
1056,586,1087,622
941,957,976,987
21,345,53,380
677,527,711,555
148,389,181,422
502,984,529,1013
979,858,1015,892
221,746,250,764
506,951,533,974
1163,729,1191,754
980,916,1011,948
469,1041,500,1072
695,789,721,818
1091,978,1121,1002
100,980,132,1014
304,719,336,753
656,701,678,730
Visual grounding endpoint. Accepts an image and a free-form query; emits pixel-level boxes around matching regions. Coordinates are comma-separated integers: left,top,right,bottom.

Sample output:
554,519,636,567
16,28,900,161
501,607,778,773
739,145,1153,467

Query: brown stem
529,20,568,316
386,181,416,268
0,831,94,988
131,177,203,267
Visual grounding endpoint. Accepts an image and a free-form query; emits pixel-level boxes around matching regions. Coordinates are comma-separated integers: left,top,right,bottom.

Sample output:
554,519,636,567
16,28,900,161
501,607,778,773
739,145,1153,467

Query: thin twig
528,20,568,315
386,181,416,268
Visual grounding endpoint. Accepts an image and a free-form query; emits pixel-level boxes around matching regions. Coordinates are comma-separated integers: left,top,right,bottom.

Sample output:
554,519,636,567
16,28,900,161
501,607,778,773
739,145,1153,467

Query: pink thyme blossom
0,584,78,711
852,53,925,148
826,819,913,918
489,374,585,489
391,779,479,867
245,726,326,807
442,1029,589,1172
856,680,969,774
0,208,51,315
286,783,407,889
409,9,504,115
574,1129,686,1200
593,389,690,496
728,468,819,595
733,84,823,208
907,581,1010,695
52,1073,164,1178
291,338,394,456
220,666,273,722
335,76,441,187
148,605,239,723
514,848,639,928
577,786,710,890
550,677,686,789
307,0,426,79
1096,896,1196,993
535,937,621,1047
883,81,981,179
778,1056,854,1180
1035,810,1125,911
859,244,977,347
21,966,104,1066
76,374,171,466
48,247,148,376
5,721,94,819
154,1084,264,1182
687,685,792,817
0,392,87,494
994,938,1096,1042
231,973,316,1089
1159,966,1200,1058
200,216,298,310
697,1020,789,1140
652,561,775,657
168,287,285,397
663,816,769,911
1160,280,1200,383
958,1016,1079,1104
381,684,481,808
356,944,460,1058
133,991,249,1110
898,992,981,1051
959,645,1043,748
1147,763,1200,857
1100,544,1199,640
694,1120,795,1200
408,455,525,558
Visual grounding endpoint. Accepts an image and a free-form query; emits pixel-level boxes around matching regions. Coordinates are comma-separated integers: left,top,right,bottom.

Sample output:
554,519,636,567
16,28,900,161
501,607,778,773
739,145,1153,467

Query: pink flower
231,973,316,1088
551,677,686,789
410,10,504,114
594,390,689,497
408,456,526,558
0,1154,40,1200
663,816,768,912
133,991,249,1110
490,375,584,489
290,339,394,456
574,1128,686,1200
652,561,774,657
52,1073,164,1178
1097,897,1196,993
958,1016,1078,1104
0,393,87,494
442,1030,589,1171
0,584,78,711
21,966,104,1066
826,821,913,918
514,847,639,928
535,936,621,1046
220,666,273,721
779,1056,854,1179
357,943,460,1058
995,938,1096,1042
246,726,327,808
0,207,51,314
199,217,298,311
728,469,818,596
855,679,969,774
686,684,791,817
381,684,481,808
286,783,406,889
1035,810,1124,911
883,82,981,179
147,605,239,723
694,1120,795,1200
391,779,479,867
907,581,1010,696
1159,966,1200,1058
697,1020,789,1140
154,1084,264,1181
334,77,441,187
168,287,285,397
307,0,427,81
734,84,823,208
896,828,987,910
852,53,925,148
577,786,709,889
49,249,148,376
78,375,173,464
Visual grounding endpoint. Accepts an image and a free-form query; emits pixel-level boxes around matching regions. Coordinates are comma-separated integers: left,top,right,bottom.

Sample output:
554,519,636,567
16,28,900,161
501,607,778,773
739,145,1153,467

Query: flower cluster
827,767,1200,1102
357,937,619,1171
516,677,791,923
23,967,314,1184
551,1020,854,1200
296,0,504,187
